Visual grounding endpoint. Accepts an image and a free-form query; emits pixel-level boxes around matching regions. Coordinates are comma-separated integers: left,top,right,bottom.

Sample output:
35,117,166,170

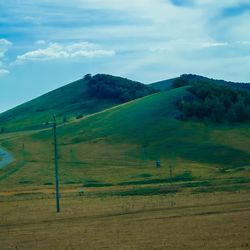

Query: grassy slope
0,86,249,192
0,78,120,132
45,86,250,167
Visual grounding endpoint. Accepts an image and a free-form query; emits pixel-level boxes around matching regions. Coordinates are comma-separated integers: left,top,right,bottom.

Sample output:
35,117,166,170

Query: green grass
52,87,250,168
0,86,249,193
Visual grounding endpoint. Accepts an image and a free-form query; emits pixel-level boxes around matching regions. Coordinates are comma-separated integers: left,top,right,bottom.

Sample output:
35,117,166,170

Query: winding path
0,147,14,169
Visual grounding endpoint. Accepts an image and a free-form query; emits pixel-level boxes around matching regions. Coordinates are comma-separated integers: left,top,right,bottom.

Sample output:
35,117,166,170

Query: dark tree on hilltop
86,74,157,102
83,74,92,81
172,77,189,88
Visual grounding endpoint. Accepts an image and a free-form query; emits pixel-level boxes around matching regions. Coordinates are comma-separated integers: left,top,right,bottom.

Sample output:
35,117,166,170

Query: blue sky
1,0,250,112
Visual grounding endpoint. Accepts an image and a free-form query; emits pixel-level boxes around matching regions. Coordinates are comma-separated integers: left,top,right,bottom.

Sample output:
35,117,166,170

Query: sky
1,0,250,113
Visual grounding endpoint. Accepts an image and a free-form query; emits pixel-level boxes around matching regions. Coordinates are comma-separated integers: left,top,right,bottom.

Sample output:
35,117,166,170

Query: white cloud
201,42,229,48
16,42,115,63
0,39,12,46
0,69,10,76
35,40,46,45
0,39,12,58
0,38,12,76
237,40,250,45
148,40,231,54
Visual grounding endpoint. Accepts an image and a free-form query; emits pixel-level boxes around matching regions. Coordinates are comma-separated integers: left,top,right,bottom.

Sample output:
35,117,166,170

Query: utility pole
53,115,60,213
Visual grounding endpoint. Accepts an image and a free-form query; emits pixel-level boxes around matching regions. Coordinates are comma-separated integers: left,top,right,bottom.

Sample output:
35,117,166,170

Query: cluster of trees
172,74,250,92
85,74,157,102
176,81,250,123
172,76,190,88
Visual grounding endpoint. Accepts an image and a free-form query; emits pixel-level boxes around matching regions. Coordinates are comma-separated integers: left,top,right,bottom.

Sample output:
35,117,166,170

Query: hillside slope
0,74,155,132
1,86,249,190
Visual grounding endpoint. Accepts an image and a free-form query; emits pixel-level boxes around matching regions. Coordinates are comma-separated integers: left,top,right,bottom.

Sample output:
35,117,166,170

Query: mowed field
0,87,250,249
0,192,250,250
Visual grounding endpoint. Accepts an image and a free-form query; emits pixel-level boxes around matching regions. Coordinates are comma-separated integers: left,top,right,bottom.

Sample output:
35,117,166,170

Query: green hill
2,73,248,133
0,74,156,132
0,86,249,191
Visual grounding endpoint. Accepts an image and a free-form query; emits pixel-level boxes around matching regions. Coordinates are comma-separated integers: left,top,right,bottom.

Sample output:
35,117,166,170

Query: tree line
175,80,250,123
85,74,157,102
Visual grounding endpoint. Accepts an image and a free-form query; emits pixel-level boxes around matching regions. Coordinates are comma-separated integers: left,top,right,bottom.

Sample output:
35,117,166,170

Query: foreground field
0,191,250,250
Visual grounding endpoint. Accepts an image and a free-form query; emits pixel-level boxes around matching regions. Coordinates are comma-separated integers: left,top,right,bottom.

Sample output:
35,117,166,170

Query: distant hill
149,78,177,91
180,74,250,92
0,74,156,132
154,74,250,92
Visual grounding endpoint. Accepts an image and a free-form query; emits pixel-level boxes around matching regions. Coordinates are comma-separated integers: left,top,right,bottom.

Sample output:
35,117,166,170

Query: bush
132,173,152,178
44,182,53,185
18,179,32,184
76,114,83,119
63,116,67,123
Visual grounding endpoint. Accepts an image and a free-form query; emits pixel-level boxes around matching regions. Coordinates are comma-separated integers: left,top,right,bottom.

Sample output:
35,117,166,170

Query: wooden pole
53,115,60,213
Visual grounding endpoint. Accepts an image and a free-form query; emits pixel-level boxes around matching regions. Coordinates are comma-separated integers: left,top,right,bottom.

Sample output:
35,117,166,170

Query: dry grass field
0,191,250,250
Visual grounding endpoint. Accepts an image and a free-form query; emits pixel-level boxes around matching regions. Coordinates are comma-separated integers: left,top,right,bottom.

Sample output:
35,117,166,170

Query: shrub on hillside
76,114,83,119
